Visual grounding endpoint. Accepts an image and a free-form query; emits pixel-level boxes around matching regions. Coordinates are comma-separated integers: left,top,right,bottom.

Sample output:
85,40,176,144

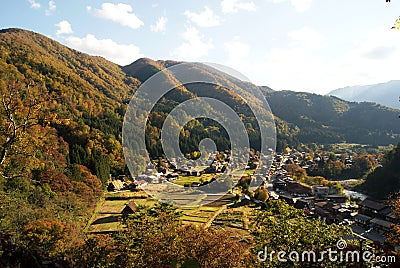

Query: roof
371,218,393,229
358,199,387,211
108,180,124,190
314,201,328,208
122,201,137,214
314,207,331,217
354,214,372,222
134,180,147,185
379,207,393,216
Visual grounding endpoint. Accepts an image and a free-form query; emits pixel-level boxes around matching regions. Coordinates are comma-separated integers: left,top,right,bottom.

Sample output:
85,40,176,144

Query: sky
1,0,399,94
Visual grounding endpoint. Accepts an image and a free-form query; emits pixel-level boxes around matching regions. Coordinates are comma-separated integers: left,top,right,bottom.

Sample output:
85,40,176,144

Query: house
107,180,124,192
279,195,295,205
354,214,372,228
312,186,329,196
314,201,341,224
166,173,179,180
379,207,398,224
358,199,388,218
240,194,251,205
286,181,312,195
314,206,333,223
273,179,286,191
326,195,347,204
312,186,339,197
133,180,148,188
121,201,138,218
294,198,313,210
370,218,393,234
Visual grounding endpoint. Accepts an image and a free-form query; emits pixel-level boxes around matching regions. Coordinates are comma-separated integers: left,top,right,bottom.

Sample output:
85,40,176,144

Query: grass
244,169,255,176
87,189,234,233
99,200,128,214
86,196,157,233
180,215,209,223
173,174,216,186
88,220,122,233
105,190,149,199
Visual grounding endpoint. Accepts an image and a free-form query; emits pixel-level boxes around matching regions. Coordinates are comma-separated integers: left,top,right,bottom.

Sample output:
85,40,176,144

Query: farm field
87,190,237,233
173,173,216,186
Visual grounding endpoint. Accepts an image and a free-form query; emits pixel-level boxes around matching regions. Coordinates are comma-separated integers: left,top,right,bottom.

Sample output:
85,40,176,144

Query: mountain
266,91,400,148
1,28,400,167
328,80,400,109
0,28,143,261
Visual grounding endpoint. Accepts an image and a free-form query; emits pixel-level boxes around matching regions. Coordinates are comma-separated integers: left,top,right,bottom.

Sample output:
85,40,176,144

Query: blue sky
1,0,399,94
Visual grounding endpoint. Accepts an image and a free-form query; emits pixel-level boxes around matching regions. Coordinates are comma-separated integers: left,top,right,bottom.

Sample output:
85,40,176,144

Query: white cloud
184,7,221,27
45,0,56,16
55,20,73,36
65,34,143,66
288,27,323,49
326,28,400,90
244,27,323,91
222,28,325,92
28,0,40,9
89,3,144,30
150,16,168,33
224,37,250,63
221,0,256,14
291,0,312,12
269,0,312,12
230,27,400,94
173,27,214,60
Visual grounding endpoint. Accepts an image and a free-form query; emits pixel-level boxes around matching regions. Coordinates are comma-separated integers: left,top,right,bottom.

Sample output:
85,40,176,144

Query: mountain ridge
328,80,400,109
1,27,400,156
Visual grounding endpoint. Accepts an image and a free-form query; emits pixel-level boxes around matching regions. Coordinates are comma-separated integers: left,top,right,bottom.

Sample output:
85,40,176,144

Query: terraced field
87,190,236,233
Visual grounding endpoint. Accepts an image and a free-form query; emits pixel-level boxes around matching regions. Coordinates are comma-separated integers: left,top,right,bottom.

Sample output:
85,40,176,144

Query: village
89,149,396,245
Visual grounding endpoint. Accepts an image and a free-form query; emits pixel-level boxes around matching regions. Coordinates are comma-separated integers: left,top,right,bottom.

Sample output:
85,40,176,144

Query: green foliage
254,187,269,202
252,200,352,267
359,143,400,199
266,91,400,149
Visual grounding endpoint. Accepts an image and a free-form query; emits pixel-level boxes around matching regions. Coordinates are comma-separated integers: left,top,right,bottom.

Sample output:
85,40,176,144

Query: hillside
0,28,139,176
1,28,399,169
0,28,140,249
266,91,400,148
328,80,400,109
358,143,400,199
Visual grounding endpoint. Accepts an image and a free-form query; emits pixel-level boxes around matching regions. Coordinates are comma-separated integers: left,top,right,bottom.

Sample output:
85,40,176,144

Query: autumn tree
102,203,255,268
254,187,269,202
21,219,78,257
387,193,400,256
284,164,307,180
0,79,52,176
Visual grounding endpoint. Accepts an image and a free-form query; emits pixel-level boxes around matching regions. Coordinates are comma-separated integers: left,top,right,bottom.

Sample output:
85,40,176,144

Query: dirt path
204,205,225,228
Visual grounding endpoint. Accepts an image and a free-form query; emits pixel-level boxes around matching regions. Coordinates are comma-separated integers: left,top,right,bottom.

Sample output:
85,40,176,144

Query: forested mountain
266,91,400,149
1,28,400,173
328,80,400,109
358,143,400,199
0,28,139,248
